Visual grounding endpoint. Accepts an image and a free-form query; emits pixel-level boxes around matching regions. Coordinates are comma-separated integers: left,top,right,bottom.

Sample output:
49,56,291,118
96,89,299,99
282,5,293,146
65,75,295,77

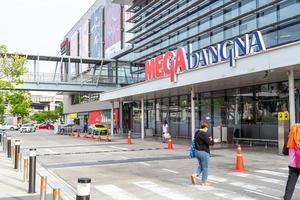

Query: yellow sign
68,113,77,119
278,111,289,121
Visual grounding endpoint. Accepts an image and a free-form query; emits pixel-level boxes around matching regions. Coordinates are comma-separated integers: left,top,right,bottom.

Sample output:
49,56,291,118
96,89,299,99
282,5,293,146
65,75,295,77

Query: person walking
191,121,214,186
284,123,300,200
162,120,169,143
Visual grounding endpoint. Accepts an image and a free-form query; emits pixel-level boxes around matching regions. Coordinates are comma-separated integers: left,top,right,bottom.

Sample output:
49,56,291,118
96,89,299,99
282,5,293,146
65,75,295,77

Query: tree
0,45,27,89
55,102,63,117
7,91,31,118
31,110,59,123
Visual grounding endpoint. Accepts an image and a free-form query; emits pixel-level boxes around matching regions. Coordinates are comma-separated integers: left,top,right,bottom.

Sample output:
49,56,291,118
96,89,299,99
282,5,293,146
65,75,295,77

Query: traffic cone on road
235,144,246,172
167,137,173,150
127,132,132,144
91,131,94,140
83,131,88,139
106,132,110,142
97,134,102,142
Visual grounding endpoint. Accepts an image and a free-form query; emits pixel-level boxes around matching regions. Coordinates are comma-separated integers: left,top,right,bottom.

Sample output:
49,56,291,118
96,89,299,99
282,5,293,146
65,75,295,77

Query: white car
0,124,19,131
20,123,36,133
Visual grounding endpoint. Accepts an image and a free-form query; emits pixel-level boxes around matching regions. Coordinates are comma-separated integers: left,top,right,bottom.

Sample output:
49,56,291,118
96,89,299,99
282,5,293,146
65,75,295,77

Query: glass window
224,4,239,21
258,7,277,28
279,0,300,21
211,12,223,27
199,18,210,32
263,29,278,48
240,15,257,34
278,22,300,44
188,25,198,37
179,95,190,137
224,23,239,39
199,33,210,48
258,0,274,7
211,29,224,44
240,0,257,14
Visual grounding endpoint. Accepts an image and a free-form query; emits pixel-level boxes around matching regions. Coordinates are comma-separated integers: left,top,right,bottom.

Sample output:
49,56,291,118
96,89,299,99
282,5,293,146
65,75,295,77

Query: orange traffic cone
84,131,88,139
235,144,246,172
106,132,110,142
127,132,132,144
167,136,173,150
91,131,94,140
97,134,102,142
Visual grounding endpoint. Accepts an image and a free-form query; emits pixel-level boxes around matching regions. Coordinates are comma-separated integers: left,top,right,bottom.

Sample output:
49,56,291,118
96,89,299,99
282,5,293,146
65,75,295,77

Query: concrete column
119,100,123,135
191,87,196,141
288,68,296,126
141,97,145,140
111,102,114,136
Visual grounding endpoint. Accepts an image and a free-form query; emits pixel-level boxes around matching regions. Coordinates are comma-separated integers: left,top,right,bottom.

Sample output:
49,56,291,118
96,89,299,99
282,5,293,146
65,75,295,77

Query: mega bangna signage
145,31,266,82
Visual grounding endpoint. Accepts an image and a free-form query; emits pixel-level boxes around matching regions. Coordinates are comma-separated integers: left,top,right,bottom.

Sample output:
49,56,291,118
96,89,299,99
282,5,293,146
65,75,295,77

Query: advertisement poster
105,1,121,58
90,7,103,58
89,111,101,125
80,20,89,72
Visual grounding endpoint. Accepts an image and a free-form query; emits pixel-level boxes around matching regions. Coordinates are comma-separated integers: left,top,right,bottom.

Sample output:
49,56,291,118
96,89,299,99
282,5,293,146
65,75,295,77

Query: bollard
19,153,22,172
3,133,7,152
23,158,29,182
76,178,91,200
28,148,37,193
12,146,15,163
40,176,47,200
14,140,20,170
7,136,11,158
53,188,61,200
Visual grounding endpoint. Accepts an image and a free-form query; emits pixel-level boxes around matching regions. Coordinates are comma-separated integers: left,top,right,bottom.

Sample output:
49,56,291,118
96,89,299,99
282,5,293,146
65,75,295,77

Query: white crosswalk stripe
254,170,287,177
95,185,140,200
134,181,194,200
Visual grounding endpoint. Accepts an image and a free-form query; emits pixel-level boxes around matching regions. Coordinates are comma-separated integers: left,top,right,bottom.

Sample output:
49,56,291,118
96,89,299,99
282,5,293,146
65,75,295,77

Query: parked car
0,124,20,131
59,124,82,135
38,123,54,130
20,123,36,133
88,124,108,135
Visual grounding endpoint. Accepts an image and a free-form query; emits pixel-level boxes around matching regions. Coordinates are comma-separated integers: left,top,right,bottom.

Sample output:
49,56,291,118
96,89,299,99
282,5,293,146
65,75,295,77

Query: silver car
20,123,36,133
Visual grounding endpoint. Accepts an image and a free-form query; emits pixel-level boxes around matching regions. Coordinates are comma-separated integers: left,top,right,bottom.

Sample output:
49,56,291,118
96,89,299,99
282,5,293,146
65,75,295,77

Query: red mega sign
145,47,187,83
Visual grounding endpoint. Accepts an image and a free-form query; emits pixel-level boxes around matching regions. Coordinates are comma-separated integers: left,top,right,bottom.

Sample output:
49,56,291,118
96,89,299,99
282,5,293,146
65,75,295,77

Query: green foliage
31,110,59,123
55,102,64,117
7,91,31,118
0,45,27,89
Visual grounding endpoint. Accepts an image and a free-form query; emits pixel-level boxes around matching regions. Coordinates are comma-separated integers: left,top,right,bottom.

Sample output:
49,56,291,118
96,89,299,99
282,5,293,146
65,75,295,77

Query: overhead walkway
3,53,144,92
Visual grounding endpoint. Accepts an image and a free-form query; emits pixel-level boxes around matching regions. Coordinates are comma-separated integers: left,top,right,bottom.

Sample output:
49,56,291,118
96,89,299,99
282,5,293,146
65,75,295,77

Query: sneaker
191,174,197,184
201,182,210,186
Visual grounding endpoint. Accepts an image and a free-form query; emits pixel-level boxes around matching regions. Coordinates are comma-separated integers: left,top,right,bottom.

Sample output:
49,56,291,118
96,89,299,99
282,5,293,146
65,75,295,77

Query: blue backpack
189,139,196,159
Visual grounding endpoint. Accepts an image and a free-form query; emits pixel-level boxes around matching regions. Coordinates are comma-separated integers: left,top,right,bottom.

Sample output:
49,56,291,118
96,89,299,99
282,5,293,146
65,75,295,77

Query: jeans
195,150,210,182
284,166,300,200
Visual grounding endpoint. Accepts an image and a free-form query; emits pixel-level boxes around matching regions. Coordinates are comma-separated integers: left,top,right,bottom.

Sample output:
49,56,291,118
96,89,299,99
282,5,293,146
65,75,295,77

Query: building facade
64,0,300,143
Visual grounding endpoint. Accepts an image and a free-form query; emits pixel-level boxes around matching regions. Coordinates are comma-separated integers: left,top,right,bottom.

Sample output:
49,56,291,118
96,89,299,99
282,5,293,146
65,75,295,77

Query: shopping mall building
62,0,300,143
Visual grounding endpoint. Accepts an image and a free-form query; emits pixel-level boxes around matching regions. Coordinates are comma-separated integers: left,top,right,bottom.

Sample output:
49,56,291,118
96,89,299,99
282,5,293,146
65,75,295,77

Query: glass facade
126,0,300,63
130,80,300,140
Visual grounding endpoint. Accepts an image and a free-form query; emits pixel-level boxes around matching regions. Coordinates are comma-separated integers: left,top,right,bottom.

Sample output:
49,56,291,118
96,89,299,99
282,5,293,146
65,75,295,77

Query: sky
0,0,96,55
0,0,97,95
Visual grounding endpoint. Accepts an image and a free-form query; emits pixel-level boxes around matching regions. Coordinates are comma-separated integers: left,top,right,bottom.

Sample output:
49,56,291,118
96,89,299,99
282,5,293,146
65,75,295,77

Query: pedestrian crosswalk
93,167,293,200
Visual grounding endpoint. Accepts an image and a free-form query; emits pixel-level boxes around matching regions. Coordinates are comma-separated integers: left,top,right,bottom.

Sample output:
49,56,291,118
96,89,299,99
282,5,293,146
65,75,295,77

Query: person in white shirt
162,120,169,143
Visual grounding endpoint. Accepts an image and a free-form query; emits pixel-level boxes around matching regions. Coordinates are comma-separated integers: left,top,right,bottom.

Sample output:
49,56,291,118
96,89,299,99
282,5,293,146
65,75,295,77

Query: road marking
95,185,140,200
119,156,128,159
138,162,151,166
244,189,281,199
134,181,194,200
229,172,285,185
230,182,264,191
208,175,227,183
109,146,129,150
279,167,289,171
254,170,286,177
162,168,179,174
45,149,57,154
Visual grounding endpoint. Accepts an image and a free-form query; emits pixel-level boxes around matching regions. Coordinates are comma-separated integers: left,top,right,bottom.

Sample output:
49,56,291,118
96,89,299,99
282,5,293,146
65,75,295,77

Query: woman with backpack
284,123,300,200
191,121,214,186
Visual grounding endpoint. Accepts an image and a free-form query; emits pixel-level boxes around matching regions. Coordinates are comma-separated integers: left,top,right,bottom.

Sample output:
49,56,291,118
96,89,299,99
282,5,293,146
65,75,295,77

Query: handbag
189,139,196,159
282,144,289,156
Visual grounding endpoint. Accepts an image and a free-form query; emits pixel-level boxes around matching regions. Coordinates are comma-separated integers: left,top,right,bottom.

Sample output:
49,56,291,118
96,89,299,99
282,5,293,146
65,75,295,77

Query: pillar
191,87,196,141
288,68,296,126
111,101,114,136
141,97,145,140
119,100,123,135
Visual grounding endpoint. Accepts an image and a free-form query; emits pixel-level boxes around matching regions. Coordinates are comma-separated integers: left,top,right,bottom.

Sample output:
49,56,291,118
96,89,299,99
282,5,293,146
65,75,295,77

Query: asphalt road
5,129,299,200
